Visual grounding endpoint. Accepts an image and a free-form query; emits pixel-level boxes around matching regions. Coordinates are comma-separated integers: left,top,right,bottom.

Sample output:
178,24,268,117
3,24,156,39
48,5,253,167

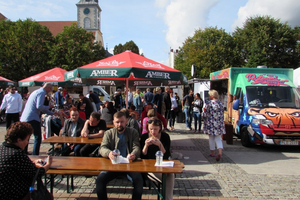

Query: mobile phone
41,157,49,166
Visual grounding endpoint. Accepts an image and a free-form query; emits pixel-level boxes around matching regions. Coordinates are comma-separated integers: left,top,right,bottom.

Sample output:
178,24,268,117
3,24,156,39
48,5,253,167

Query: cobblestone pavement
2,121,300,199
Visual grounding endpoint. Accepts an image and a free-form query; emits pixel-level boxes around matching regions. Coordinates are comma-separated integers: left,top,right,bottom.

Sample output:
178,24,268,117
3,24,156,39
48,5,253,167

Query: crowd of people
0,83,226,200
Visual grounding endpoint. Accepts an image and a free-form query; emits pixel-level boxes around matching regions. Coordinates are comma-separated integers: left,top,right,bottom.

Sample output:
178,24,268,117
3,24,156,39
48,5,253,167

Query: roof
38,21,76,36
0,13,7,21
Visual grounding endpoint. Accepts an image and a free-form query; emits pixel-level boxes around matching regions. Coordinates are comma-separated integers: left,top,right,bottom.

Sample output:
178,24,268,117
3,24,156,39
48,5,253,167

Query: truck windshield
246,86,300,108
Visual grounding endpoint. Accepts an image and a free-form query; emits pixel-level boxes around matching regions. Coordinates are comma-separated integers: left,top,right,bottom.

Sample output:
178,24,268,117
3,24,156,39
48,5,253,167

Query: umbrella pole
125,78,128,109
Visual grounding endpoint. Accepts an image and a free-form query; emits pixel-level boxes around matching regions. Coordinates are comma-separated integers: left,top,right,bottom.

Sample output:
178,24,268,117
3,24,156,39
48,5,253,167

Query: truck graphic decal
246,74,289,86
210,69,230,80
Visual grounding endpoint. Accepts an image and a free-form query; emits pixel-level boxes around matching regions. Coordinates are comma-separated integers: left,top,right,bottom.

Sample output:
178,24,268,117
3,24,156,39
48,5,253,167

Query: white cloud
108,48,114,55
161,0,219,50
154,0,170,8
232,0,300,30
139,48,144,55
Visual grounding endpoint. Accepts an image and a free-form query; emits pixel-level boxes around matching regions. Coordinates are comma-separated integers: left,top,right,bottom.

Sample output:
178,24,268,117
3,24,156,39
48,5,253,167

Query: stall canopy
0,76,16,87
18,67,84,87
64,51,188,87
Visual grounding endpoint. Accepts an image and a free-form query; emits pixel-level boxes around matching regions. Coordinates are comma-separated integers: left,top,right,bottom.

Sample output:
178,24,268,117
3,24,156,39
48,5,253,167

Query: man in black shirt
89,90,102,111
80,112,106,156
182,90,194,130
163,86,171,120
113,88,123,111
79,93,94,119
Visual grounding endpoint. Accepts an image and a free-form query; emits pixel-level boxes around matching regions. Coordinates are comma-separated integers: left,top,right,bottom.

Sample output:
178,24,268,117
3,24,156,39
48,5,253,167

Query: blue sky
1,0,300,66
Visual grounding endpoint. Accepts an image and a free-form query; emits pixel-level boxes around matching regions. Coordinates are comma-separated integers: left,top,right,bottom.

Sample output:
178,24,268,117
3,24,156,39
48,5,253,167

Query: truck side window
235,87,241,100
93,88,103,96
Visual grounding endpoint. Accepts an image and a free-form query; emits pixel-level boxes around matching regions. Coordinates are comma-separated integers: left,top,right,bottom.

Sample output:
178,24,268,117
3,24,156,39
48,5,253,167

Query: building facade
76,0,103,45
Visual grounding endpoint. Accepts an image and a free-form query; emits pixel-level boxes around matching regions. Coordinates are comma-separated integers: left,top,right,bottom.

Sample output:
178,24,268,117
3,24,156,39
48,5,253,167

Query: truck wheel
241,127,252,147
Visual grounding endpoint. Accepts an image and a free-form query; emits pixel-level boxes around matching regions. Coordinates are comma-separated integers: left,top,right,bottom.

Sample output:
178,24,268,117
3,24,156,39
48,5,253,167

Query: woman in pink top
142,108,157,134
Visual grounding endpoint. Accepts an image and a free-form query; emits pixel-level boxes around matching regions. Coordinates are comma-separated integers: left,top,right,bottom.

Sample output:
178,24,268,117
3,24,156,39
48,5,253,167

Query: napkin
155,161,174,167
111,155,129,164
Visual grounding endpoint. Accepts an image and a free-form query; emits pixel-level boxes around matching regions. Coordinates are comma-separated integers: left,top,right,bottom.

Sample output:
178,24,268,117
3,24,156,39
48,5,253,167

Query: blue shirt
20,87,53,122
54,91,64,106
117,133,127,157
144,91,154,105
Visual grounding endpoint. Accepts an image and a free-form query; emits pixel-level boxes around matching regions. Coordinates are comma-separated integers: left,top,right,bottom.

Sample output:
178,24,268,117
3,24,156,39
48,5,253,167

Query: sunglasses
147,119,161,124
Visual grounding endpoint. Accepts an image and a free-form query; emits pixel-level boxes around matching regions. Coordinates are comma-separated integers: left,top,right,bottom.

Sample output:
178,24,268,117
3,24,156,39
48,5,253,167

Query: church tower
76,0,104,46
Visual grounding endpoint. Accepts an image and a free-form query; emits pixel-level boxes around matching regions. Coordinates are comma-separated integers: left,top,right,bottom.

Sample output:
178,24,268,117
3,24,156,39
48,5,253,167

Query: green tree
49,24,106,71
0,19,54,81
175,27,239,79
295,26,300,67
113,40,140,55
233,15,299,68
113,43,124,55
123,40,139,54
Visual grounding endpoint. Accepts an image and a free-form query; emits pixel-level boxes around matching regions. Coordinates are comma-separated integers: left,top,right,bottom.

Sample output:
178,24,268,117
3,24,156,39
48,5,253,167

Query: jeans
80,144,100,157
95,102,101,111
184,108,192,128
96,171,143,200
28,120,42,155
169,110,176,127
62,143,82,156
193,112,202,131
164,109,170,120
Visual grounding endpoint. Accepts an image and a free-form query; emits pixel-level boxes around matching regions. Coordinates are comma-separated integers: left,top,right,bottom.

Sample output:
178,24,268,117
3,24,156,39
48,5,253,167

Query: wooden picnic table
30,156,184,200
42,136,103,144
42,136,103,155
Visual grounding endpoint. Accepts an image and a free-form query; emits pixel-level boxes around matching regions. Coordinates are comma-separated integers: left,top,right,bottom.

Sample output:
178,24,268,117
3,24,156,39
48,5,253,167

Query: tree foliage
113,40,139,55
123,40,139,54
113,43,124,55
49,24,106,71
0,19,106,81
174,27,239,79
233,15,299,68
0,19,54,81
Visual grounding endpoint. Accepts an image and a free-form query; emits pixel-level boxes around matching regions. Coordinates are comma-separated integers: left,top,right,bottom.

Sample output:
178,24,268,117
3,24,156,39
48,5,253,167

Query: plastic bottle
155,151,164,166
112,149,120,163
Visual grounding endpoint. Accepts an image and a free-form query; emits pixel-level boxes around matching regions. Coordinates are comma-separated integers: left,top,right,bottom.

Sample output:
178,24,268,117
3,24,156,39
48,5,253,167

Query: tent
0,76,16,87
64,51,187,86
18,67,84,87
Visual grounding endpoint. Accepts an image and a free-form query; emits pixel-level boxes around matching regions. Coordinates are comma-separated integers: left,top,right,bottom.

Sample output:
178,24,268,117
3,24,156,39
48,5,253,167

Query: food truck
210,67,300,147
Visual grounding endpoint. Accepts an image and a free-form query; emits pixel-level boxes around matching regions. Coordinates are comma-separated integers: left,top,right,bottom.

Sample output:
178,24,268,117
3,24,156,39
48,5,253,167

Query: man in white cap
55,87,64,109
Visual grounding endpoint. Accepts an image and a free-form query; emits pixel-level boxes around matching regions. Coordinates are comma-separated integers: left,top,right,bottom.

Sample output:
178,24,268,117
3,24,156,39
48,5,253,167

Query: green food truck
210,67,300,147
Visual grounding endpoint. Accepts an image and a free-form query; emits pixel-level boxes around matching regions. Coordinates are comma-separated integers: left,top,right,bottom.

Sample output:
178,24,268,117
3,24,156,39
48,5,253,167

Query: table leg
67,175,70,193
50,174,54,194
161,173,166,200
71,175,74,191
51,143,55,156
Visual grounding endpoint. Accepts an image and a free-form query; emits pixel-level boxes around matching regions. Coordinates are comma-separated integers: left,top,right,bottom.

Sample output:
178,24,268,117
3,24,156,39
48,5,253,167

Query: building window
84,17,91,29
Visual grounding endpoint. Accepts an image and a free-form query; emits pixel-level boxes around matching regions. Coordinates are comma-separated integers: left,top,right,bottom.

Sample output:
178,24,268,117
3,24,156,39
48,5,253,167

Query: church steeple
76,0,103,46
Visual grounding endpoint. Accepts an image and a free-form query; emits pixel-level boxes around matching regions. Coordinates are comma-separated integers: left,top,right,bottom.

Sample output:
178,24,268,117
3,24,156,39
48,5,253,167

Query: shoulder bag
29,168,53,200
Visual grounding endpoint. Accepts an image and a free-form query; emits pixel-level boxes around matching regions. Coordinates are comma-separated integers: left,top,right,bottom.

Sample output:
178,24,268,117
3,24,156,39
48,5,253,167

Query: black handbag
29,168,53,200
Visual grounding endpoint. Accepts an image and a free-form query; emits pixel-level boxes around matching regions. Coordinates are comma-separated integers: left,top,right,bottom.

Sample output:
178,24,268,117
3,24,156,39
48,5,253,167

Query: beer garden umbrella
64,51,188,106
0,76,16,87
18,67,84,87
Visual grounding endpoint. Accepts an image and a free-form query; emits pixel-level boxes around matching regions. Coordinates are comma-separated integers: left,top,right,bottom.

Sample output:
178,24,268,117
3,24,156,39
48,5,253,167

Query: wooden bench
46,169,101,193
46,169,162,196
